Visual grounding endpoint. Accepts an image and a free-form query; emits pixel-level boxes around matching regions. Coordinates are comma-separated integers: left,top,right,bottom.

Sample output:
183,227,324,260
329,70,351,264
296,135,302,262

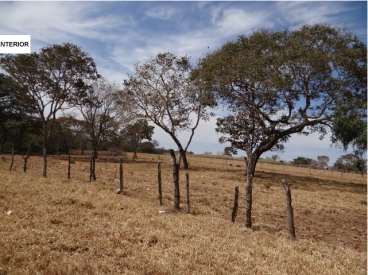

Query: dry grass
0,153,366,274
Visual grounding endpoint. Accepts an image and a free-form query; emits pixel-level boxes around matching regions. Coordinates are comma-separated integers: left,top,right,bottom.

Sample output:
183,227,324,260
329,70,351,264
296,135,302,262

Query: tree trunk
282,178,296,240
245,156,256,228
179,149,189,169
133,148,137,160
169,149,180,209
42,123,48,177
231,186,239,223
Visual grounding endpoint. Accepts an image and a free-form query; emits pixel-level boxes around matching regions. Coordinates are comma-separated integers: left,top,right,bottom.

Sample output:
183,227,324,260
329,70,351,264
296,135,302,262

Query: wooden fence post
92,156,96,180
282,178,296,240
231,186,239,223
67,153,71,179
9,144,14,172
157,161,163,206
89,157,93,182
23,155,29,173
185,170,190,213
169,149,180,210
117,158,124,194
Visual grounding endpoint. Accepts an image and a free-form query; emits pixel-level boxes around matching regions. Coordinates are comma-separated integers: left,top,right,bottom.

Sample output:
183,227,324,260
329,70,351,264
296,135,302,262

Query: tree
292,157,314,166
74,78,118,180
271,155,279,162
317,155,329,169
1,43,98,177
122,119,154,160
334,153,366,173
121,52,213,169
194,25,366,228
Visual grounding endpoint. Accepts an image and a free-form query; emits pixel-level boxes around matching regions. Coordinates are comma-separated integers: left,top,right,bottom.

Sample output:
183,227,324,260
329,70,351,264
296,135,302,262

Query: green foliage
194,24,366,164
292,157,315,166
334,154,366,173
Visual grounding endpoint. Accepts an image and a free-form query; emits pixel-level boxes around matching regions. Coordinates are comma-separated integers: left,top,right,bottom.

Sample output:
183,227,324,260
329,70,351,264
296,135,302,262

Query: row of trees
1,24,366,228
291,154,366,173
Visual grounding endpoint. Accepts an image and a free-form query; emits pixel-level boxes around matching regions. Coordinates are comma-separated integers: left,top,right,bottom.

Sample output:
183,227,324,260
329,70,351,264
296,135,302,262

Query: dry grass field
0,153,366,274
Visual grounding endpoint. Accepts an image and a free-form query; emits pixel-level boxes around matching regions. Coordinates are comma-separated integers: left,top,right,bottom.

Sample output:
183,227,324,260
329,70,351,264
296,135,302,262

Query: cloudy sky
0,1,366,163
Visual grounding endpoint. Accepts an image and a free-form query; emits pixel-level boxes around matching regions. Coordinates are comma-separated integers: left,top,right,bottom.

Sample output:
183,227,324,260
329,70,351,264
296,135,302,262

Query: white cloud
215,8,272,35
145,7,177,20
0,2,130,44
274,2,354,29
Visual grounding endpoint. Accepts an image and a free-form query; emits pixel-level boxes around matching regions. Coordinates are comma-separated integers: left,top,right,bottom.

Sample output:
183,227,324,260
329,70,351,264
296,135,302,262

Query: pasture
0,153,366,274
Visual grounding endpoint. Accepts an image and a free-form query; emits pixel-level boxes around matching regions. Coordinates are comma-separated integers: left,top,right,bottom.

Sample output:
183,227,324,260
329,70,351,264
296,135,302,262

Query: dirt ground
0,153,366,274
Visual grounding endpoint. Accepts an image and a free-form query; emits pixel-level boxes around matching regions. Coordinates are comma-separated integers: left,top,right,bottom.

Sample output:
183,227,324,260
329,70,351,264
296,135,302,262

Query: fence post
185,170,190,213
231,186,239,223
282,178,296,240
157,161,163,206
92,156,96,180
169,149,180,210
67,153,71,179
89,157,93,182
117,158,124,194
9,144,14,172
23,155,29,173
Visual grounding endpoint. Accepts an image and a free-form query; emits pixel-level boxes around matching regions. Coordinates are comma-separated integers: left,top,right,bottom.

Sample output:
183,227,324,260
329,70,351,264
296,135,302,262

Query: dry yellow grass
0,153,366,274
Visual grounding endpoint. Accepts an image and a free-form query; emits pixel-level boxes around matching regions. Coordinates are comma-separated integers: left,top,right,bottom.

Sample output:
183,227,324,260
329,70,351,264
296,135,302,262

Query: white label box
0,35,31,54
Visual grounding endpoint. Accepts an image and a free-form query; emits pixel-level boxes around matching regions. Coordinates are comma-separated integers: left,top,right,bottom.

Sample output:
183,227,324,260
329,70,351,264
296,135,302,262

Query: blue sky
0,1,366,163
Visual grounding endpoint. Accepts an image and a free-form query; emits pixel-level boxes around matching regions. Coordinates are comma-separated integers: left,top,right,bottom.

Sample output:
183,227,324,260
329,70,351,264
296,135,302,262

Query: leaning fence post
9,144,14,172
231,186,239,223
282,178,296,240
67,153,71,179
157,161,163,206
169,149,180,210
185,170,190,213
117,158,124,194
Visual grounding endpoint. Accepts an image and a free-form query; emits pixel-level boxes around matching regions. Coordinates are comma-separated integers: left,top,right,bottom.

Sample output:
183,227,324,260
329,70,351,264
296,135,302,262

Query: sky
0,1,366,163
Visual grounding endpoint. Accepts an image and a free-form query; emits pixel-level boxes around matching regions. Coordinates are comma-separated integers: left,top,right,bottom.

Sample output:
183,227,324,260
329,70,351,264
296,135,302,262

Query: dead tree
67,153,71,179
282,178,296,240
9,144,14,172
185,171,190,213
117,158,124,194
157,161,163,206
169,150,180,209
231,186,239,223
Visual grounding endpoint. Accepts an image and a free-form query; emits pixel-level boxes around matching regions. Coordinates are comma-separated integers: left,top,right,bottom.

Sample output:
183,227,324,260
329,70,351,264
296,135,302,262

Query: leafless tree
120,52,213,169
